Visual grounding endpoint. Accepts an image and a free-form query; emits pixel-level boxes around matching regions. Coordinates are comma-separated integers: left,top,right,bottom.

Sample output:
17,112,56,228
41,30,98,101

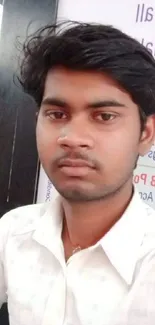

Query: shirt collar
15,189,147,283
32,196,63,252
100,189,147,286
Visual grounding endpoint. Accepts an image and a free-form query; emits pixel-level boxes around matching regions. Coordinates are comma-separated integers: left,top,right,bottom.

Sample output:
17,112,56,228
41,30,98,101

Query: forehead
43,67,134,106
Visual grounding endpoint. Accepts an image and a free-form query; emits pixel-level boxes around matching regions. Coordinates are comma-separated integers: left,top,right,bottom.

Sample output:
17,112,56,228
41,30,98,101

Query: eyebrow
41,97,126,109
41,97,67,107
88,100,126,109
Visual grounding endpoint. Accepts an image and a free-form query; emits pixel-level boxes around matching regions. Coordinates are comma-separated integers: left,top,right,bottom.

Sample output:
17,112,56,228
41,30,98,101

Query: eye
94,112,117,122
46,110,67,120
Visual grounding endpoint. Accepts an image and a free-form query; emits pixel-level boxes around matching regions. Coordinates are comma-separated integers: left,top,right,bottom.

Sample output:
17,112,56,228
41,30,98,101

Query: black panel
0,0,59,322
0,0,58,216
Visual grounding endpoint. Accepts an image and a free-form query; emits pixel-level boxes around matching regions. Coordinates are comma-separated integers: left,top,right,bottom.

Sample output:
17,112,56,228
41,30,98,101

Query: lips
58,158,94,168
58,158,94,177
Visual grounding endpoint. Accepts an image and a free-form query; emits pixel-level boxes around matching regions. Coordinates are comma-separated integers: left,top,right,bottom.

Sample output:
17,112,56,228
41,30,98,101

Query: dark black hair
19,21,155,122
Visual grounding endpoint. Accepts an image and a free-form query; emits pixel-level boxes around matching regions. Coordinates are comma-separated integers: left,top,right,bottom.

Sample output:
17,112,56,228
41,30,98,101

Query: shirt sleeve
0,256,7,307
0,211,13,308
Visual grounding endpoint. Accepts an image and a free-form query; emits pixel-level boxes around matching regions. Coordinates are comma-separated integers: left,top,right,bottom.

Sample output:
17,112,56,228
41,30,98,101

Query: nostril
80,144,88,148
57,135,94,149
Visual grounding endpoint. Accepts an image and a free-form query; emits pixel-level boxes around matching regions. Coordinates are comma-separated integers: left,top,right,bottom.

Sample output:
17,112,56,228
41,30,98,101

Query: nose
57,125,94,150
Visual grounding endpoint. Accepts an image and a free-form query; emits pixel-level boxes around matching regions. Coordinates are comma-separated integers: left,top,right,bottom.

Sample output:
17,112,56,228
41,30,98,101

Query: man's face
36,67,154,202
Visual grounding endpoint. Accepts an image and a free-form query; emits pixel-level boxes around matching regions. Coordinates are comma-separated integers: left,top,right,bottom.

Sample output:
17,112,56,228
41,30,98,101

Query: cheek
97,127,140,164
36,122,58,159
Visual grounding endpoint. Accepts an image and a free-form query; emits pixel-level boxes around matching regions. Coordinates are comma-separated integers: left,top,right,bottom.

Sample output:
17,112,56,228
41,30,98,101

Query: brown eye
95,112,117,121
47,111,67,120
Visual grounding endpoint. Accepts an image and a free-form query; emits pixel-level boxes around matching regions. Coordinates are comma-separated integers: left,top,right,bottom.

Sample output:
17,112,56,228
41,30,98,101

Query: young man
1,21,155,325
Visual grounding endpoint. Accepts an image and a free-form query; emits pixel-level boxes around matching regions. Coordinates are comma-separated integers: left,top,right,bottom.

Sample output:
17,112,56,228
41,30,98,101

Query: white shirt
1,191,155,325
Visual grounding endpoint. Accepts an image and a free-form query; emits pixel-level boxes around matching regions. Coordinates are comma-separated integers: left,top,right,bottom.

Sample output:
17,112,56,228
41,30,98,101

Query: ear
139,115,155,156
35,111,39,123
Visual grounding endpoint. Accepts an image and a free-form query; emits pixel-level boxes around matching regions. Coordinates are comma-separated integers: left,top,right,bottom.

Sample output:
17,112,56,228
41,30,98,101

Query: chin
55,186,99,202
60,192,94,202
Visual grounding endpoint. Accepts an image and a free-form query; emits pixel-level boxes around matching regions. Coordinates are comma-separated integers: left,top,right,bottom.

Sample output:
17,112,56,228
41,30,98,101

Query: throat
62,217,82,261
61,185,133,260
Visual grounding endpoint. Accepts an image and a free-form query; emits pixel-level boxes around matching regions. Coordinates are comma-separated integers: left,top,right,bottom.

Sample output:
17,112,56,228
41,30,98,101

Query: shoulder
138,201,155,260
0,203,50,239
0,196,61,257
143,203,155,230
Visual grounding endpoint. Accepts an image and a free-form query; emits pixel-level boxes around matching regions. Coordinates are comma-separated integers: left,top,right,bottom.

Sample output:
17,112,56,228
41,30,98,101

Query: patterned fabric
0,191,155,324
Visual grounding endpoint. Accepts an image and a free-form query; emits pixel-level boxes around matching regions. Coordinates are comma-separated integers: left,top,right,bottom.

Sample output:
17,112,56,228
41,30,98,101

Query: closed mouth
58,158,94,169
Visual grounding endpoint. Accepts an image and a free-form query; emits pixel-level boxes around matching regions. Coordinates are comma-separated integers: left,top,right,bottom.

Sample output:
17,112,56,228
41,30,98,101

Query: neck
61,181,133,249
